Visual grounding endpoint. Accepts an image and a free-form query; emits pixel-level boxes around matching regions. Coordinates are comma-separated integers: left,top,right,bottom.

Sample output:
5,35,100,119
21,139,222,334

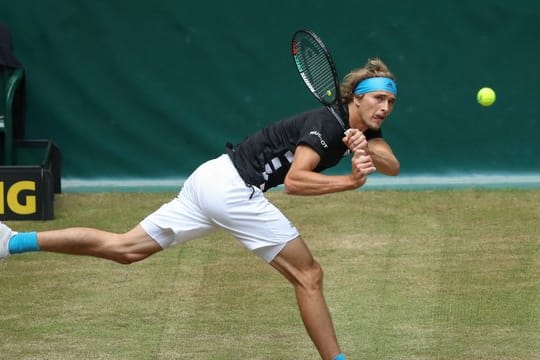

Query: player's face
353,91,396,130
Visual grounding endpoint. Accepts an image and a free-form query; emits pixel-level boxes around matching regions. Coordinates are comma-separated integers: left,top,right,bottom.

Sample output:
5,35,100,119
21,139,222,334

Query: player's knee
110,247,153,264
107,234,152,265
113,253,147,265
298,261,324,293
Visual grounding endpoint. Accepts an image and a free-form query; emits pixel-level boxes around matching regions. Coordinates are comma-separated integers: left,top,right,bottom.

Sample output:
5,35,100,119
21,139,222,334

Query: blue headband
354,77,397,95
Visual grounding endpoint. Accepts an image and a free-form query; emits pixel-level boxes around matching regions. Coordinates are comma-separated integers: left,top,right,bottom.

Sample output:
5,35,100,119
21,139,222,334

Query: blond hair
340,58,396,103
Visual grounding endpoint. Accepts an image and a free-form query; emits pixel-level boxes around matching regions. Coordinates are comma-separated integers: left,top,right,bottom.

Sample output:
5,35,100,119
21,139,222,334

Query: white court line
62,174,540,192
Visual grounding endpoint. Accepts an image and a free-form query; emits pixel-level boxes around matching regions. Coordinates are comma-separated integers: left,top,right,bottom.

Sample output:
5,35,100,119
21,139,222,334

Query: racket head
292,29,341,106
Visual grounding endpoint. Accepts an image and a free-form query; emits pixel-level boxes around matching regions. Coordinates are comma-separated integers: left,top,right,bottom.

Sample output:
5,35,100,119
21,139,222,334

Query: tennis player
1,58,399,360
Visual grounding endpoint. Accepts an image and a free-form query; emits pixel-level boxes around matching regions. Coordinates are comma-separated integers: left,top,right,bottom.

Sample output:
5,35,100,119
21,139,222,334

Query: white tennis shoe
0,222,14,261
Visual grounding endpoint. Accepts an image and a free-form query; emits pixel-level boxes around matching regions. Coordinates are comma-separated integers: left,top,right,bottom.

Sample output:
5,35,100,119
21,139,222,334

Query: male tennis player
1,58,399,360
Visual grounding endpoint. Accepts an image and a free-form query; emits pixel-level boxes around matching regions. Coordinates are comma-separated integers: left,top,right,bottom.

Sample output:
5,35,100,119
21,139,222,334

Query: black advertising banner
0,166,54,220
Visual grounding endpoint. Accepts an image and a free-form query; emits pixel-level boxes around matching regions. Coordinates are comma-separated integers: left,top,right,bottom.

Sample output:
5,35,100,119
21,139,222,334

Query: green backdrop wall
1,0,539,179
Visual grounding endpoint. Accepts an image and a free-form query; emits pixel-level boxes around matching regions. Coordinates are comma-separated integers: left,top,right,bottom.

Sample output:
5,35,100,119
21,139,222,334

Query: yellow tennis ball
326,90,332,97
477,87,496,106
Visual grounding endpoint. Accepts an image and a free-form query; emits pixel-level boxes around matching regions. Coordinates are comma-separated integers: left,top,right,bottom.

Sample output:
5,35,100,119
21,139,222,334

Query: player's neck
347,103,368,131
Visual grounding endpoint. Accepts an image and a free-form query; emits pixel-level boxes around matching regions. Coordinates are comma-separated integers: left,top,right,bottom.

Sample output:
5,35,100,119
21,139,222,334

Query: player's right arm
284,145,374,195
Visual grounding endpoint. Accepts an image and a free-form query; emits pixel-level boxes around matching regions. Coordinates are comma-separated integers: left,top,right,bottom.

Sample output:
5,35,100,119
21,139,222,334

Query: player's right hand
350,150,376,187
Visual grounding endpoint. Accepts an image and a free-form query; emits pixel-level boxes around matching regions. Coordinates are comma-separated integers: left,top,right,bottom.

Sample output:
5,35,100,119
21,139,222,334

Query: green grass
1,190,539,359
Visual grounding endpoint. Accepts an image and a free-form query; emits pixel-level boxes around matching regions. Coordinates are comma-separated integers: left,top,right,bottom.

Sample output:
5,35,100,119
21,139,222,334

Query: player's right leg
37,224,163,264
0,222,14,261
1,158,221,264
0,222,162,264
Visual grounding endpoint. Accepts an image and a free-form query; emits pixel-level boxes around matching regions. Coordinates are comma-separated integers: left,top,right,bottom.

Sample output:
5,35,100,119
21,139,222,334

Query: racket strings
298,55,334,94
295,39,336,103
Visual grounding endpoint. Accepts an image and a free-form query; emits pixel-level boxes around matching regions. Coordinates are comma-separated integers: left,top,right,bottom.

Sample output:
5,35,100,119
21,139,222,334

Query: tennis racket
291,29,348,132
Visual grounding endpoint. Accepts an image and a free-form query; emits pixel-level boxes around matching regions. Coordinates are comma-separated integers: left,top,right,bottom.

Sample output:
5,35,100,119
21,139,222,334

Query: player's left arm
367,138,400,176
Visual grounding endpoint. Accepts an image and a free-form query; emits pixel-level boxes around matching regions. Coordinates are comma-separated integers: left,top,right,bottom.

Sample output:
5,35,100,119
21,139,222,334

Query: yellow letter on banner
7,181,37,215
0,182,4,214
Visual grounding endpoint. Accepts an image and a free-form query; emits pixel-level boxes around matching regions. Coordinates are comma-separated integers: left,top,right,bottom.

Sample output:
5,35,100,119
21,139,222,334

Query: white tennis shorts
140,154,299,262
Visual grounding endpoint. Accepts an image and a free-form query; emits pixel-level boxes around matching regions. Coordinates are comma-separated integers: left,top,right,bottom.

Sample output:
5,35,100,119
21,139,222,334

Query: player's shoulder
297,107,344,149
274,106,342,139
302,106,334,119
294,106,336,124
306,107,343,135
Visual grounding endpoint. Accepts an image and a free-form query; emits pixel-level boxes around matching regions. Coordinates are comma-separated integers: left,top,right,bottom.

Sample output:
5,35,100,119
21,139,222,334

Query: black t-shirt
226,106,382,191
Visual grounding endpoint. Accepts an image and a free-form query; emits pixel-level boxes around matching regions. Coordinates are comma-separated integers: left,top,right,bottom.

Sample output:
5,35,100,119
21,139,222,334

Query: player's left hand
342,129,369,154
